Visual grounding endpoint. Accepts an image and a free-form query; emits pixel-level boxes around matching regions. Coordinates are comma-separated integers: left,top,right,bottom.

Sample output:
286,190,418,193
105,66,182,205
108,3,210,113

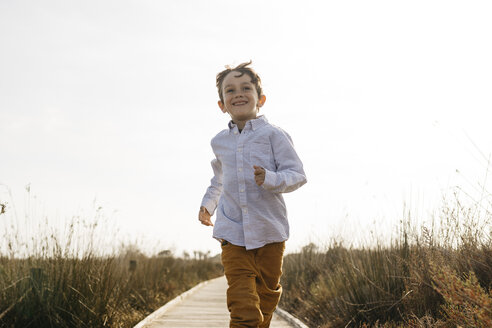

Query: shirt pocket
249,142,273,170
221,203,242,223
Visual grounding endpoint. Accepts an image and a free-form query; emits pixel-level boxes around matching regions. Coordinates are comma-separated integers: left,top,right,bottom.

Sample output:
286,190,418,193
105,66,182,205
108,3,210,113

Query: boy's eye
244,86,251,90
226,89,234,93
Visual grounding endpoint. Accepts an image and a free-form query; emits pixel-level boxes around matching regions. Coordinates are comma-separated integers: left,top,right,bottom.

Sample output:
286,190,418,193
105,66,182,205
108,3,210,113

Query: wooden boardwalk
134,276,307,328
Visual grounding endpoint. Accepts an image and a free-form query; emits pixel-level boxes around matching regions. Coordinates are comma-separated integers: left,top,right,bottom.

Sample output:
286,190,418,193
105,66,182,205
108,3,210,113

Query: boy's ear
218,100,227,113
257,95,266,108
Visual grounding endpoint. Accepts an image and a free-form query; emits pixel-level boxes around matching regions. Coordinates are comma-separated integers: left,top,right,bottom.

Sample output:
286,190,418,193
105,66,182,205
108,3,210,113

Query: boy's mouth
232,100,248,106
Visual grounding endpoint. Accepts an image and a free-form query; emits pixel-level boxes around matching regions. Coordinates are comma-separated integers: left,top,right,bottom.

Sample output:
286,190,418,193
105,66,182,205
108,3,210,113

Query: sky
1,0,491,256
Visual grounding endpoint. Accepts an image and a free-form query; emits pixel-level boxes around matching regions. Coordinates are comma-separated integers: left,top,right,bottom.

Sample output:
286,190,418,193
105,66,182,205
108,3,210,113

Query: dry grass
0,203,223,328
1,179,491,327
0,254,222,327
280,192,492,327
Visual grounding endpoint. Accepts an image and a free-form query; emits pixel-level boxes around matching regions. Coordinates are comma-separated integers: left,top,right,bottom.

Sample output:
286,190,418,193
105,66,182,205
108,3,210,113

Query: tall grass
280,192,492,327
0,253,222,327
0,199,223,327
2,178,491,327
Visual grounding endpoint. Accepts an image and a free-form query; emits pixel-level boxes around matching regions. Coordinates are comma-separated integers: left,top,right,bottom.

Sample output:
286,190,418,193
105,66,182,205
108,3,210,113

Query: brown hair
216,60,263,103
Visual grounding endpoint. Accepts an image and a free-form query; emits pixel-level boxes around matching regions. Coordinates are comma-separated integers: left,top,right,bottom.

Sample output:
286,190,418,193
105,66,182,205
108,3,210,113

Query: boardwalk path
134,276,308,328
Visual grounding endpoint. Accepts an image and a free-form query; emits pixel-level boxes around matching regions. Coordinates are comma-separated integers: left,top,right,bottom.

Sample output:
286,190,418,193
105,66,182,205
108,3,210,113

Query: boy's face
218,71,266,123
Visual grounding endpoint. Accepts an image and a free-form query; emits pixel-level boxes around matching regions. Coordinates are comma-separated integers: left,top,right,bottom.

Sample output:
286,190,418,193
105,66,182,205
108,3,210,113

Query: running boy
198,61,307,328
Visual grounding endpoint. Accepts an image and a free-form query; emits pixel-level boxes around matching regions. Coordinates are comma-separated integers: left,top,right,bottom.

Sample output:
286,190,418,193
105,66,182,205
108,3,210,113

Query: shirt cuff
262,169,277,190
201,199,216,216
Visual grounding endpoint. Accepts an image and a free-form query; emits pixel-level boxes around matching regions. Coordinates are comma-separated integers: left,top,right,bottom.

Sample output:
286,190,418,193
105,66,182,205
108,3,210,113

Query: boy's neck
235,121,246,132
233,116,259,132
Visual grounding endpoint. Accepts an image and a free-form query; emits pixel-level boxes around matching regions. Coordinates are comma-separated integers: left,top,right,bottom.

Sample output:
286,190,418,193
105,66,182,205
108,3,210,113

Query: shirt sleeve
200,157,223,215
261,129,307,193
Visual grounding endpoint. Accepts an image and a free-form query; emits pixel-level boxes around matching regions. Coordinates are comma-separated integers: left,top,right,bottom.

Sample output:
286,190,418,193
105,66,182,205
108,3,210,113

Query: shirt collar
228,115,268,133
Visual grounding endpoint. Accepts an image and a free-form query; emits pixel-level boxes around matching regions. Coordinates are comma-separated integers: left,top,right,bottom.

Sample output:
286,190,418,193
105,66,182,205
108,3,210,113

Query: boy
198,61,307,328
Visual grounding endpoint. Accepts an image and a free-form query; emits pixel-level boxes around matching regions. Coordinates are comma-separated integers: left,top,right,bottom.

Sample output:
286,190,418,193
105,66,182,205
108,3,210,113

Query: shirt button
238,168,243,172
243,208,248,213
237,148,242,152
234,131,238,135
240,189,244,192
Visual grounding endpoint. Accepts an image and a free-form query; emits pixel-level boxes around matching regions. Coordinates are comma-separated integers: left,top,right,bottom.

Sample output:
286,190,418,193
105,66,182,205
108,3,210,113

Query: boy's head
216,61,266,123
216,61,263,104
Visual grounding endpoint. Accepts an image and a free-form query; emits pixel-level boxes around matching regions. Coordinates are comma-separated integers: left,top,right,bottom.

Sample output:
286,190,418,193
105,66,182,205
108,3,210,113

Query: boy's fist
198,206,213,226
253,165,265,186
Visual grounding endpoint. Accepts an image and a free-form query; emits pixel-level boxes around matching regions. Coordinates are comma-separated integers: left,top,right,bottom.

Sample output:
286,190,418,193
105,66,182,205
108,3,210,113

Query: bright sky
1,0,491,256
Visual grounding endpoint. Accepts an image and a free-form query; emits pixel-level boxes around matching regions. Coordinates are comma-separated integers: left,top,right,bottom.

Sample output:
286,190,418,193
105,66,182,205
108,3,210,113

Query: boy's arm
259,130,307,193
200,158,223,216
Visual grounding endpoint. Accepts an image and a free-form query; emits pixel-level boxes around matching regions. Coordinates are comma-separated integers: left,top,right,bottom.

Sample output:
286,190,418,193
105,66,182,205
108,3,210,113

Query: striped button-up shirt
201,115,307,250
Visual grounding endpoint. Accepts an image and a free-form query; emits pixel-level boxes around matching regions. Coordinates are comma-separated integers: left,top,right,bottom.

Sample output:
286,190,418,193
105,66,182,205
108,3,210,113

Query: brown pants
221,241,285,328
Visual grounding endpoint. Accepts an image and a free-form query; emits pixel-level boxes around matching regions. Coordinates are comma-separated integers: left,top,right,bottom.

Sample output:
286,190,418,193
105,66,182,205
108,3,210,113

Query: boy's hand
253,165,265,186
198,206,213,226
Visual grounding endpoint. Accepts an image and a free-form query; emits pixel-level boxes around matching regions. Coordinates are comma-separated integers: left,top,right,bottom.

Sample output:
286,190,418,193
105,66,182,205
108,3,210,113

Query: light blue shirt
201,115,307,250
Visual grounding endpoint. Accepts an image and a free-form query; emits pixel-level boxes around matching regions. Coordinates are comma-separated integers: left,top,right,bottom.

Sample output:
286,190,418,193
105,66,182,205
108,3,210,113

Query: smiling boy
199,61,307,328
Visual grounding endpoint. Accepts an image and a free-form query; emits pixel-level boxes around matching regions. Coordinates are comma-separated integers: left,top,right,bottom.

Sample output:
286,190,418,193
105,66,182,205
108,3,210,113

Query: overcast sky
1,0,491,256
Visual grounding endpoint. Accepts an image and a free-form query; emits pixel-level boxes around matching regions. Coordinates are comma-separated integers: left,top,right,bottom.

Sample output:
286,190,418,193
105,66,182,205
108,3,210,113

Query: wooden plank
136,276,299,328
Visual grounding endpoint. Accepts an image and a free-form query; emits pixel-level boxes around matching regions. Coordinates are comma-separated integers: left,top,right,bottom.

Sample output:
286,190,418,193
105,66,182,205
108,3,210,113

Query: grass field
0,206,223,328
1,190,491,327
0,250,222,327
280,194,492,327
